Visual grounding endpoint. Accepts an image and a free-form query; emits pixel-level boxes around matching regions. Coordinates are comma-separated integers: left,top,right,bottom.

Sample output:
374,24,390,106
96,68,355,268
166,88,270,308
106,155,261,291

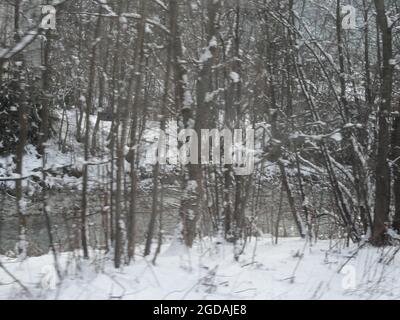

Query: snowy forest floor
1,237,400,300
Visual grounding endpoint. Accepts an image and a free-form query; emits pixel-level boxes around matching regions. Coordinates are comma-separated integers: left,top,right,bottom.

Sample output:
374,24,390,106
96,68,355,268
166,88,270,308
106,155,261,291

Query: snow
93,0,170,35
0,110,111,190
230,72,240,83
209,36,217,48
96,0,116,16
119,16,128,31
1,237,399,300
182,74,193,109
204,90,221,103
185,180,198,193
154,0,168,11
199,48,213,63
329,132,343,142
122,13,170,35
199,37,218,63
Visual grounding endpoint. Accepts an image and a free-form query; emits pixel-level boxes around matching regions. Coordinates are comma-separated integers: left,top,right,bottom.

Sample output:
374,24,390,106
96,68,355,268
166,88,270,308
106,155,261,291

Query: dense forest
0,0,400,300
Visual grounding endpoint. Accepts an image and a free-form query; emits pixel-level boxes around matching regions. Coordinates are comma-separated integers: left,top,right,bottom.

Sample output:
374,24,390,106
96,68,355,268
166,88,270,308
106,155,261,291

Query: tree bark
371,0,393,246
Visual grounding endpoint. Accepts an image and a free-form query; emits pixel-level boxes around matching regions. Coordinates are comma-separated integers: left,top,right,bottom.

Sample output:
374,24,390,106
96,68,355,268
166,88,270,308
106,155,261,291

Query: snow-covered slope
1,237,399,300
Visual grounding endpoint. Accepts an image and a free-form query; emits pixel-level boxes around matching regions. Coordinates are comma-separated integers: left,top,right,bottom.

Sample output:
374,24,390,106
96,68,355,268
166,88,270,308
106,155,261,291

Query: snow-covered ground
1,237,399,300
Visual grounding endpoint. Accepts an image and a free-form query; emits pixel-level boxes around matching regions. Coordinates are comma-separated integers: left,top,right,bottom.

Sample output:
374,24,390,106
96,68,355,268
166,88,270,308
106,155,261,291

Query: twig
0,261,33,298
337,242,367,273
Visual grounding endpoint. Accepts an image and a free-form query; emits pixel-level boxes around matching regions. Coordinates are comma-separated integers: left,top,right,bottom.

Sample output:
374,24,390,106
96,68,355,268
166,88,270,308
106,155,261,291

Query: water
0,187,180,256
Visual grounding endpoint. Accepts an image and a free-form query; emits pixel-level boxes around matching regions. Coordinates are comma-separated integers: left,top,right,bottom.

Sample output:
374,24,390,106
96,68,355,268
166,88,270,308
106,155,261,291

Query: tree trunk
371,0,393,246
392,101,400,232
127,0,148,262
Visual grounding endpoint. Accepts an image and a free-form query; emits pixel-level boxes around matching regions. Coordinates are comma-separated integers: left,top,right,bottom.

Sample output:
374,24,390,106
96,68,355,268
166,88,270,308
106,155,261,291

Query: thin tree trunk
127,0,148,262
14,0,28,259
80,12,102,260
144,5,171,256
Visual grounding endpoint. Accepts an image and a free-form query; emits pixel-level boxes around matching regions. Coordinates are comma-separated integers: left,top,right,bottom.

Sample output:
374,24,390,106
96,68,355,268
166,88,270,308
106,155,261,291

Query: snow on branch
92,0,170,34
0,30,39,61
